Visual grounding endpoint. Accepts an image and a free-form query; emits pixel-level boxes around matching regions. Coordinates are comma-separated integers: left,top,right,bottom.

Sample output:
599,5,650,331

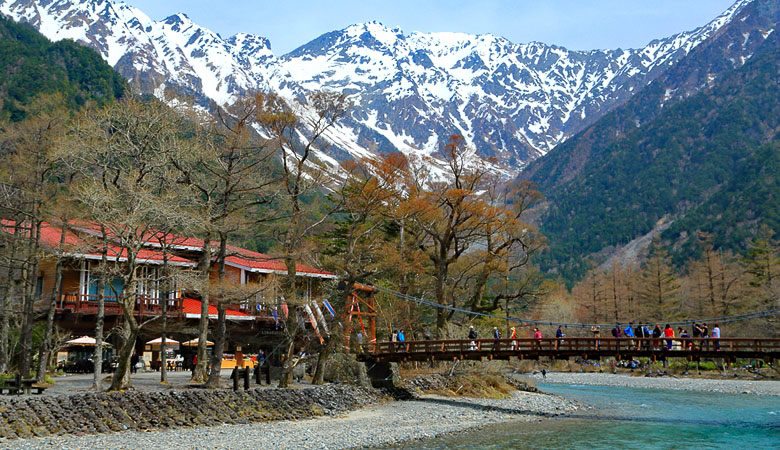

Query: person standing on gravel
131,351,139,374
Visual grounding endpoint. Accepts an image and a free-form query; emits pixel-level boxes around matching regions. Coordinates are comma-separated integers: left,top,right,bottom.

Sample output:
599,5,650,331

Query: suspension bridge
341,283,779,366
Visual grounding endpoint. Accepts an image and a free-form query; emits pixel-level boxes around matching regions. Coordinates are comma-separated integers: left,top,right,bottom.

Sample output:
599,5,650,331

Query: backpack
611,327,618,337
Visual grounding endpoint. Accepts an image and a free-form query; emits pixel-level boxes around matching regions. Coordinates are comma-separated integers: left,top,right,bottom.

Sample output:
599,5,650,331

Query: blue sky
124,0,737,55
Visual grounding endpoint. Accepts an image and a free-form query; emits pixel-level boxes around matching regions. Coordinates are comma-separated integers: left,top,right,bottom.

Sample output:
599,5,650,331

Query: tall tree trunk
0,280,14,374
435,262,447,336
92,227,108,391
191,238,211,383
36,224,66,382
206,305,226,387
110,280,140,392
278,258,298,388
19,220,41,379
160,251,169,384
205,235,228,388
0,236,18,373
110,319,138,391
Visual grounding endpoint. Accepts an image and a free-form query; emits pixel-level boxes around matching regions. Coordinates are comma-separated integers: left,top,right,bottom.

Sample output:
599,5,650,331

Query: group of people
595,322,721,351
467,325,549,350
389,329,406,351
460,322,722,352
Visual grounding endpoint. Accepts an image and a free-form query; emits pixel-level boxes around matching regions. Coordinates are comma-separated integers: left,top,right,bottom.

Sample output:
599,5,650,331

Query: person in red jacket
509,327,518,350
533,327,543,350
663,324,675,350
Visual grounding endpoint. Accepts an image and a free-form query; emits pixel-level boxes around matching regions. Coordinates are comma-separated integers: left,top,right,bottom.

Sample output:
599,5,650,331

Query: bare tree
65,97,188,390
0,95,68,378
172,95,276,386
256,91,349,387
313,156,399,383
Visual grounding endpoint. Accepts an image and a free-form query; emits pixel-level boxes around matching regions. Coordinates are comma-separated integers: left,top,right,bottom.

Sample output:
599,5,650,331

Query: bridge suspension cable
368,283,780,329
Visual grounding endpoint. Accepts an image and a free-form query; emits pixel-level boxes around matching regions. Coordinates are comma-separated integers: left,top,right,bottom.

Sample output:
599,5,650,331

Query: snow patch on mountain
0,0,757,174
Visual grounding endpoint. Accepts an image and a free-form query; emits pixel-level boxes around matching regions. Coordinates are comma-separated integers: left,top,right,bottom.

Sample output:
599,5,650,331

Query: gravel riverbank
526,371,780,396
5,390,579,449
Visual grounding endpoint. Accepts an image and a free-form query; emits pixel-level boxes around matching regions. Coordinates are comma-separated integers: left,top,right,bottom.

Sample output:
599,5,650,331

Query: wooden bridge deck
359,337,780,363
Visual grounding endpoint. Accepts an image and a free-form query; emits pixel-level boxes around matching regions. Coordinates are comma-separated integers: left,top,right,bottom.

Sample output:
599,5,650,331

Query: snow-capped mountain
0,0,756,172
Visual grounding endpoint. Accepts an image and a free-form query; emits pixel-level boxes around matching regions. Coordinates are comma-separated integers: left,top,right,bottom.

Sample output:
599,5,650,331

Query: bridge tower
343,282,378,350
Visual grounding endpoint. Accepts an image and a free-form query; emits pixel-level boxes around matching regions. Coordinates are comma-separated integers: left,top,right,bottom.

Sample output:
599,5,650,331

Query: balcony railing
59,293,184,319
58,294,282,321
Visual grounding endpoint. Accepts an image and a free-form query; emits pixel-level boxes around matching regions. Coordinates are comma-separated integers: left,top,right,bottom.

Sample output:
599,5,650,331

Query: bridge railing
372,337,780,355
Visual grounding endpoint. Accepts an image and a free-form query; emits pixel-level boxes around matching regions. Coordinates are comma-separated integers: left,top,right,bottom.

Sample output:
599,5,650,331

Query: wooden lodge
2,220,337,369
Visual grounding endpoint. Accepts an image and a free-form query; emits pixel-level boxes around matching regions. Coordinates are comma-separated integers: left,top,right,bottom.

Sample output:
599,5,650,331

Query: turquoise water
398,383,779,449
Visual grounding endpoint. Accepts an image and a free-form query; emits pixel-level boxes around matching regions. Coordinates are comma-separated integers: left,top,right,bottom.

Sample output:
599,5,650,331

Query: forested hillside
0,15,125,120
522,21,778,282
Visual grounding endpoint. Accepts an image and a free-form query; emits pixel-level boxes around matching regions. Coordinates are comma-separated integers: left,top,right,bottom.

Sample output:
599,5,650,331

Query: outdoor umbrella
66,336,110,346
182,338,214,346
146,337,180,345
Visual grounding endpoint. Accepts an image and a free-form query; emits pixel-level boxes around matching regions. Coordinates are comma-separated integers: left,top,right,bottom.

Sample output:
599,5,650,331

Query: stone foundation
0,385,391,440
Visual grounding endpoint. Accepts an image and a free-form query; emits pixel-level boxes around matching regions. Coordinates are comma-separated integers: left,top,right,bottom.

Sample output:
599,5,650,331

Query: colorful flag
305,304,324,344
313,302,329,335
322,299,336,318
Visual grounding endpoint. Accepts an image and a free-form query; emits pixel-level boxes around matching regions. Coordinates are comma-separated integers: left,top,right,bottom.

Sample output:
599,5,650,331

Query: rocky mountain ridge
0,0,755,172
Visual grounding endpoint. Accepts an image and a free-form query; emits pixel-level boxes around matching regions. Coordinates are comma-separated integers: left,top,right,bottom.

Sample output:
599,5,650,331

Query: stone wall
0,385,390,440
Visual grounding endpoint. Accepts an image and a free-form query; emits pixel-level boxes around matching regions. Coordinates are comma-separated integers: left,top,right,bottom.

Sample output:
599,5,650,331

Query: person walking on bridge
591,325,601,350
635,323,646,350
510,327,518,350
624,323,635,350
663,324,674,350
555,326,564,350
468,326,478,350
712,323,721,351
679,327,691,350
533,327,543,350
701,323,710,350
692,323,702,350
492,327,501,351
652,324,662,350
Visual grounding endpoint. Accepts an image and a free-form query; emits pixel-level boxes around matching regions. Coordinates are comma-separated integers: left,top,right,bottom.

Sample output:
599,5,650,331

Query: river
396,383,779,449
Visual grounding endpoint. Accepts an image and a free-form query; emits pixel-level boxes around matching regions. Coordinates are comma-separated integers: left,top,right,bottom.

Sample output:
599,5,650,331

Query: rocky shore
4,389,579,449
0,384,399,441
0,372,581,448
526,371,780,396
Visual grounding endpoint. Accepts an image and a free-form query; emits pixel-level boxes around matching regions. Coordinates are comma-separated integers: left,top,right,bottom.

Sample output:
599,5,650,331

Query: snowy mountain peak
0,0,766,175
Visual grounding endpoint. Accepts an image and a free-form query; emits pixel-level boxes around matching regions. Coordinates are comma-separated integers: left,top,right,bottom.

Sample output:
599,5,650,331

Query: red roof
140,231,335,278
181,298,253,320
224,244,335,278
2,221,195,266
2,220,334,277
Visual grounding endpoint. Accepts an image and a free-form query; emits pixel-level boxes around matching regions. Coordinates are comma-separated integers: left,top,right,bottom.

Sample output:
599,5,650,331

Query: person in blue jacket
624,322,635,349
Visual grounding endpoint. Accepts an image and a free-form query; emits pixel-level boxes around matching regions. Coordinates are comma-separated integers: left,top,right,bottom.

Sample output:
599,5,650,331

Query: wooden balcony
58,293,184,319
57,294,279,321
